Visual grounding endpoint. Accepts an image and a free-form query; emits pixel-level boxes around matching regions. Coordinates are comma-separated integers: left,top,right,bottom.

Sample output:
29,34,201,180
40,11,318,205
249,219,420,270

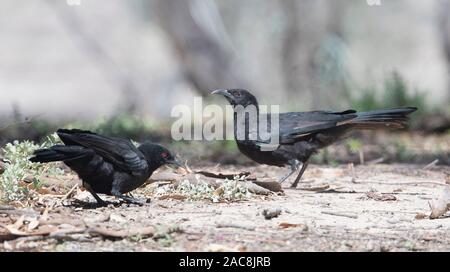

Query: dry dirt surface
1,163,450,252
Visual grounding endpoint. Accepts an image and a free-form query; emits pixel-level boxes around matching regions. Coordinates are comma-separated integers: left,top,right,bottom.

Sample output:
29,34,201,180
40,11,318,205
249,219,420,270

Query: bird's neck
232,102,259,114
233,104,260,121
233,104,260,141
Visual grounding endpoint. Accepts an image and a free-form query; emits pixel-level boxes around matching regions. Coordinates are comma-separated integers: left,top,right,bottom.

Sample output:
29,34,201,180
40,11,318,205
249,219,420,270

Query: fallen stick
321,211,358,219
298,184,330,192
49,227,88,238
252,181,283,192
367,157,385,165
48,233,92,242
242,182,272,195
0,223,59,237
424,159,439,170
216,223,256,231
88,226,156,239
0,208,39,217
196,171,255,180
38,219,86,227
62,184,79,200
0,205,15,211
319,189,358,194
366,191,397,202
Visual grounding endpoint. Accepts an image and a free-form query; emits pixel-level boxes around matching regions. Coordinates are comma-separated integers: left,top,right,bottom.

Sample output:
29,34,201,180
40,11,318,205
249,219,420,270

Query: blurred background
0,0,449,165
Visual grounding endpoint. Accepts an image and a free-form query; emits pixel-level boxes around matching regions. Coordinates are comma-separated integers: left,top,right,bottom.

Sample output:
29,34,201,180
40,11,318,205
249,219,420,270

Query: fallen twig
251,181,283,192
38,219,85,227
158,194,187,201
242,182,272,195
424,159,439,170
279,222,308,230
88,226,157,239
216,223,256,231
0,208,39,217
321,211,358,219
297,184,330,192
63,184,79,200
367,157,385,165
0,222,59,238
196,171,255,180
366,191,397,202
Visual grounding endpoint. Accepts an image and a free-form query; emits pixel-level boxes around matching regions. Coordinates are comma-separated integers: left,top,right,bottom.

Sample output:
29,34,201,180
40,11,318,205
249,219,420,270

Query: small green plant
155,176,252,203
393,140,412,161
346,139,363,153
93,114,158,139
170,179,215,200
346,138,365,164
0,133,63,202
328,159,340,167
213,178,251,202
350,72,428,115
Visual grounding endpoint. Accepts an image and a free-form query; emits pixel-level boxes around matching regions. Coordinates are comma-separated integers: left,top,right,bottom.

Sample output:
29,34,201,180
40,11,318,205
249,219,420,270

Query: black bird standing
212,89,417,188
30,129,184,205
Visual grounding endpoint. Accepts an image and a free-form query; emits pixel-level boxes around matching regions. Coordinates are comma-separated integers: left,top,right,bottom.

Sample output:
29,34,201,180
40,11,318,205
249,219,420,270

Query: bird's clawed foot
70,198,110,209
85,188,110,207
95,199,109,207
112,191,150,206
119,197,150,206
290,161,310,188
278,160,310,188
279,160,300,184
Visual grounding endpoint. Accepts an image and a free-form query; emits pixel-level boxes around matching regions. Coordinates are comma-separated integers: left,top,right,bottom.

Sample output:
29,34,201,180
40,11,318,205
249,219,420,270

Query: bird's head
211,89,258,108
138,143,185,170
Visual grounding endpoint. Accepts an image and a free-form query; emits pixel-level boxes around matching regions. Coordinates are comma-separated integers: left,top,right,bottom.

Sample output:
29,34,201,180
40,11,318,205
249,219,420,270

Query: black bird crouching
30,129,185,206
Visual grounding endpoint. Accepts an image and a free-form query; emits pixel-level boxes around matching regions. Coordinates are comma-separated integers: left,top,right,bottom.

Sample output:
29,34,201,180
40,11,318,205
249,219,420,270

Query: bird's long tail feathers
351,107,417,129
30,145,91,163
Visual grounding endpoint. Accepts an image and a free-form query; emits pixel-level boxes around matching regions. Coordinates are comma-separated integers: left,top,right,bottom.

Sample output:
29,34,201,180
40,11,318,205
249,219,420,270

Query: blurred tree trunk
47,1,139,114
438,0,450,102
152,0,245,96
282,0,320,108
281,0,348,109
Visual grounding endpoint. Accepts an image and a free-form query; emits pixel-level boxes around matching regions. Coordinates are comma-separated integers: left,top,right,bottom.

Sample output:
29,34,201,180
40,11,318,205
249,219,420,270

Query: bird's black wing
278,110,358,143
57,129,147,174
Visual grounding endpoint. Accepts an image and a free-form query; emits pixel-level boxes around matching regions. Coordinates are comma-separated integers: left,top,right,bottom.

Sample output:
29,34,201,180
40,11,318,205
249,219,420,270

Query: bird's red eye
235,92,241,97
161,152,169,158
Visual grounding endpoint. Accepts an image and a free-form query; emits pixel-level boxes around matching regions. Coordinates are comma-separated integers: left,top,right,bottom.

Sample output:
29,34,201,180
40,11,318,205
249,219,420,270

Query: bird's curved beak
167,158,187,171
211,89,233,99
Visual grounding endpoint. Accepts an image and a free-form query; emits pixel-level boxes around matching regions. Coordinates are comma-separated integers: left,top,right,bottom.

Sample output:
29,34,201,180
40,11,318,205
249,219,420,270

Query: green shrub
346,138,363,153
0,134,62,202
350,72,428,115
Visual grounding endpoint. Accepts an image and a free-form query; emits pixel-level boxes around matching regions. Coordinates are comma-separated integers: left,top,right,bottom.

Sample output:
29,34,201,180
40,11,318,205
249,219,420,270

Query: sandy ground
1,163,450,252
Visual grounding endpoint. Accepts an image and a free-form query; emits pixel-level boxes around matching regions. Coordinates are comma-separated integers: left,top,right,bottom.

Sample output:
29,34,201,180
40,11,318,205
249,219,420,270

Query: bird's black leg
111,189,145,206
279,160,300,183
291,160,310,188
84,183,107,206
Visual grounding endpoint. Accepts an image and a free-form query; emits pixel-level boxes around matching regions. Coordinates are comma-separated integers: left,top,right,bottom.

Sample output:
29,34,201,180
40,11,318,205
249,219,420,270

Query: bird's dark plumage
30,129,183,205
212,89,417,188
